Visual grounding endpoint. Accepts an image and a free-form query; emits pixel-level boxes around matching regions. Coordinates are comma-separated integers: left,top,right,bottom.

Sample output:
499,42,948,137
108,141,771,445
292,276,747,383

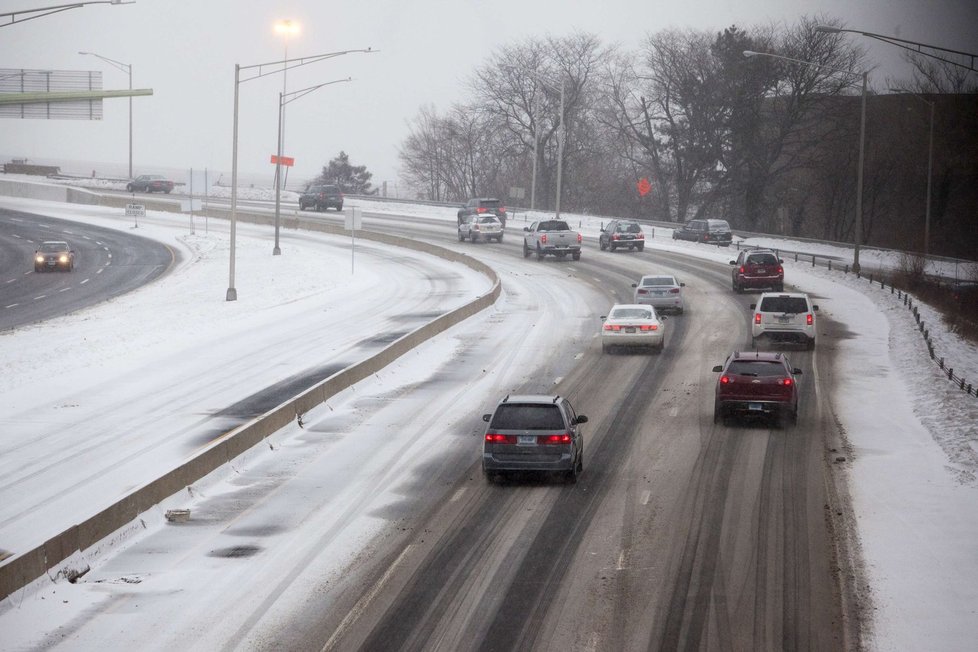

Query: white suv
750,292,819,349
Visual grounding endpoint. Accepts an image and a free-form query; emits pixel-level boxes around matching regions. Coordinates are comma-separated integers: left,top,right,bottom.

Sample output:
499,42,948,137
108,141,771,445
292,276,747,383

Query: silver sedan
632,275,685,314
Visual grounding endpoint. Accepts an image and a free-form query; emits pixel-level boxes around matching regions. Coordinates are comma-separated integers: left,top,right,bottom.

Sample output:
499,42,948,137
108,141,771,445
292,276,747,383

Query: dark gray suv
299,184,343,211
458,198,507,227
672,218,733,246
482,394,587,483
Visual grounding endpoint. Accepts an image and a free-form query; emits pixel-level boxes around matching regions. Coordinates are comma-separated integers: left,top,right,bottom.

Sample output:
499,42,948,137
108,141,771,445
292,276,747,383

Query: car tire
751,336,758,348
164,189,171,194
523,242,531,258
34,266,43,273
806,337,815,350
497,235,504,243
775,283,784,292
565,462,579,484
572,252,581,261
599,240,607,251
458,231,465,241
714,403,721,424
609,243,617,252
536,245,544,261
636,244,644,252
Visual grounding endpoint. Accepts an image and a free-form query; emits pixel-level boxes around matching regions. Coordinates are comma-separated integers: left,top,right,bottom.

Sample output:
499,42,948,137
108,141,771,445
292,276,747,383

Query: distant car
482,394,587,483
522,220,583,260
34,240,75,272
672,218,732,246
126,174,174,194
731,248,784,293
458,198,507,227
750,292,819,349
713,350,802,426
601,303,665,353
632,275,685,314
299,184,344,211
599,219,645,252
458,215,504,243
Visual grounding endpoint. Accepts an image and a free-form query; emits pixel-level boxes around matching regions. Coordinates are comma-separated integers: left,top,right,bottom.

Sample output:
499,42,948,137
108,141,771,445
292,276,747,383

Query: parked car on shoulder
299,184,344,211
482,394,587,483
713,351,802,427
458,215,504,243
458,198,507,227
522,219,582,260
34,240,75,272
126,174,174,194
600,303,665,353
750,292,819,349
632,275,685,314
731,248,784,293
599,219,645,252
672,218,732,246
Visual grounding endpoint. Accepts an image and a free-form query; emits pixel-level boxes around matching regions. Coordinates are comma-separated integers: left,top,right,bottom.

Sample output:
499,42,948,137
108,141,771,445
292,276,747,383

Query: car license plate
748,403,762,411
518,435,536,445
625,327,636,333
757,268,767,274
778,316,791,323
653,291,665,296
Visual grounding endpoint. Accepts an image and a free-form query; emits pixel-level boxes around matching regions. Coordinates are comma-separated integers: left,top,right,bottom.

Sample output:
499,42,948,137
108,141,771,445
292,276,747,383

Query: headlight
36,255,44,263
59,255,69,263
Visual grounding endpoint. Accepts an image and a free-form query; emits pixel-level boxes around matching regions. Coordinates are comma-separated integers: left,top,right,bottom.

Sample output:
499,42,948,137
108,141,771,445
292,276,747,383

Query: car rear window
480,200,501,208
540,220,570,231
747,253,779,266
490,404,564,430
618,222,642,233
759,296,810,313
726,360,788,377
610,307,654,320
707,220,731,231
477,216,499,224
641,276,675,287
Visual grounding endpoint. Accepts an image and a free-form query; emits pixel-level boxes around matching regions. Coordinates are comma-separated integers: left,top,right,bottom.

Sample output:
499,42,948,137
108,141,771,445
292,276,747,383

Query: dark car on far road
458,198,507,227
34,240,75,272
126,174,174,194
599,219,645,252
299,184,344,211
672,218,733,246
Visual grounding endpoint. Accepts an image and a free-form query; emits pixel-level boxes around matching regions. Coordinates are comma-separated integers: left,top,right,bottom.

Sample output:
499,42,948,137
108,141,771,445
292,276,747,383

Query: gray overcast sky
1,0,976,190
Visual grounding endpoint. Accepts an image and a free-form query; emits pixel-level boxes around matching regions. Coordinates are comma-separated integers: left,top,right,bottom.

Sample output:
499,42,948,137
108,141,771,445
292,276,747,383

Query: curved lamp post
78,50,132,179
815,25,977,73
273,77,352,256
744,49,868,273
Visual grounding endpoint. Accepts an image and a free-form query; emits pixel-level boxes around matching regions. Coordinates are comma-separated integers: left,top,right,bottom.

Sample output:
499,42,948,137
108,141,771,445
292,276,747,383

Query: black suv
599,219,645,252
458,198,507,227
672,219,733,246
299,184,343,211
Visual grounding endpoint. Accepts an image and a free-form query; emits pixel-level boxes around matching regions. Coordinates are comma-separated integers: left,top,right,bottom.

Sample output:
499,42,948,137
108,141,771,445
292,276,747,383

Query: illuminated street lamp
78,51,132,179
273,77,352,256
227,47,376,301
744,50,868,273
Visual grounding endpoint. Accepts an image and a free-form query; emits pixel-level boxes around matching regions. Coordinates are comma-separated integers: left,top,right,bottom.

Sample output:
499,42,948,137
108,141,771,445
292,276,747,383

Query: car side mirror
524,226,530,232
712,365,723,372
574,415,588,424
779,258,784,263
749,303,757,310
728,260,737,265
792,368,803,375
680,282,686,287
482,414,491,422
631,283,637,288
600,316,607,321
813,305,819,311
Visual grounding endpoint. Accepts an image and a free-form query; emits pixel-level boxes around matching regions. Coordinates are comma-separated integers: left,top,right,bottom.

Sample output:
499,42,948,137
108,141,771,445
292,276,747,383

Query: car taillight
739,266,746,274
755,313,762,324
500,206,506,213
541,234,548,244
477,207,487,213
485,433,516,444
777,378,793,387
777,266,784,276
637,289,648,295
539,433,572,444
806,314,814,326
612,234,620,240
639,324,658,331
720,375,731,384
636,233,644,240
603,324,620,331
577,233,583,243
669,288,680,294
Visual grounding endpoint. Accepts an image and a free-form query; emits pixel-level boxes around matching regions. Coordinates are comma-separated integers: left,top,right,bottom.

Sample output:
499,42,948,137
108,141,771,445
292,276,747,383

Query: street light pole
273,77,352,256
78,50,132,179
743,50,867,272
530,90,539,211
554,79,565,220
272,19,299,255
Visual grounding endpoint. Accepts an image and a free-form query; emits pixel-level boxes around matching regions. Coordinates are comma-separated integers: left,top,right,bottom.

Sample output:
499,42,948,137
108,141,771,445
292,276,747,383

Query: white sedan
632,275,685,314
600,304,665,353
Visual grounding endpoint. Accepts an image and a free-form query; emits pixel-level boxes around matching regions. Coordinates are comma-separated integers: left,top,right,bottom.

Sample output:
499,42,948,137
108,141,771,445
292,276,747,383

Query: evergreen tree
318,151,375,194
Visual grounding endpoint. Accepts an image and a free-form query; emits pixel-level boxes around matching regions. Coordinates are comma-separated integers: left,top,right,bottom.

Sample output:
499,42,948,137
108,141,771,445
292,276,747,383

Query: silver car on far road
632,275,685,314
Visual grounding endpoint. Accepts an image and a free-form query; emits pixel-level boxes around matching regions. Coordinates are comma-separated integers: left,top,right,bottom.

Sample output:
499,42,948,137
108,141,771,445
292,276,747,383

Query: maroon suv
713,351,801,426
730,248,784,293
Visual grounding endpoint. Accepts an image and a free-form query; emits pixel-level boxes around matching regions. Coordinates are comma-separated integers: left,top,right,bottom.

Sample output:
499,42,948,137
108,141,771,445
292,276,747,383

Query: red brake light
778,378,794,387
669,288,680,294
806,314,814,326
540,433,572,444
639,324,658,331
577,233,583,243
541,234,548,244
477,207,487,213
500,206,506,212
637,233,644,239
637,289,649,295
777,266,784,276
612,234,620,240
720,375,731,384
754,313,762,324
739,266,746,274
485,433,516,444
603,324,620,331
